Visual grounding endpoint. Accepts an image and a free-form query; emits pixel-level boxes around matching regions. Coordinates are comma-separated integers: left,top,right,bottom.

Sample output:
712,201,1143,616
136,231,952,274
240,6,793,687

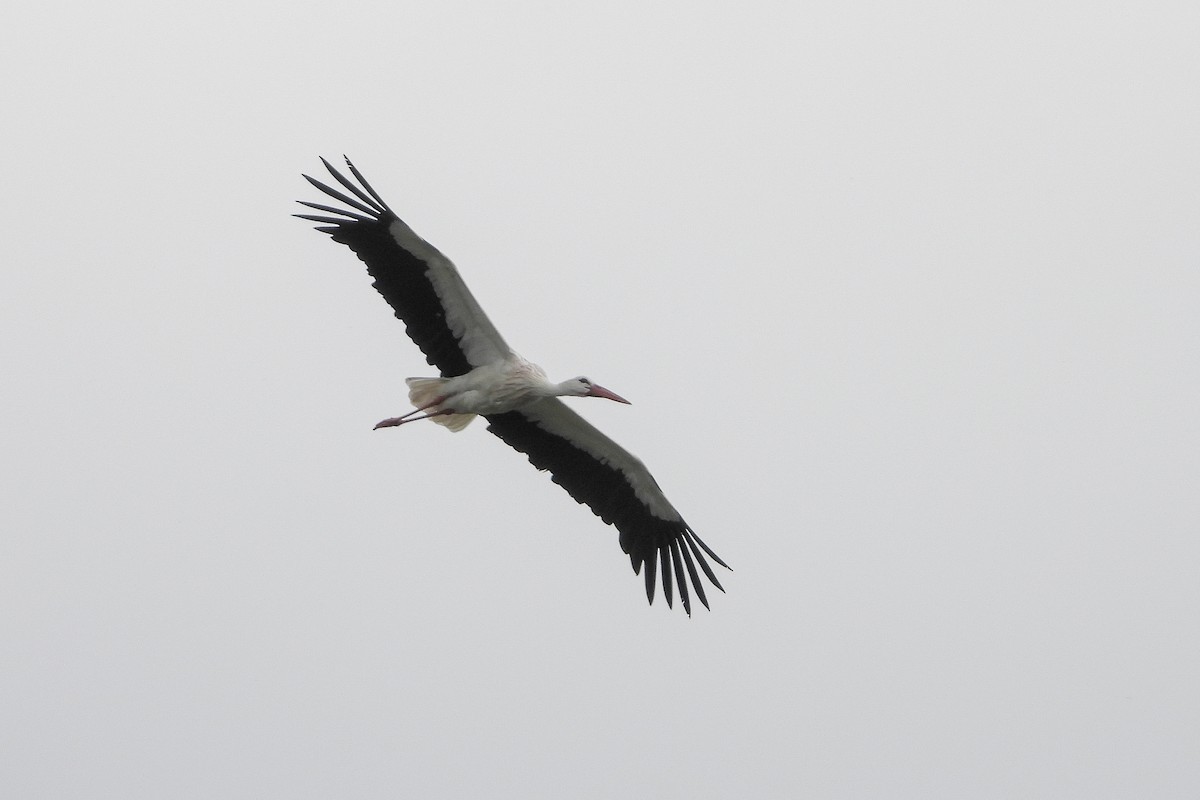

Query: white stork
296,157,729,614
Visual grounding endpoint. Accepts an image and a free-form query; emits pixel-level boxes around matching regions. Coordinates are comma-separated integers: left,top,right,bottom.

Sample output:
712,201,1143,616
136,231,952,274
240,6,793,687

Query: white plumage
296,156,729,614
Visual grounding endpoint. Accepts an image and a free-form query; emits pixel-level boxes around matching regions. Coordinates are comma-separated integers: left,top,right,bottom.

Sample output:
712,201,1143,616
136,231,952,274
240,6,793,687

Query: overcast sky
2,1,1198,797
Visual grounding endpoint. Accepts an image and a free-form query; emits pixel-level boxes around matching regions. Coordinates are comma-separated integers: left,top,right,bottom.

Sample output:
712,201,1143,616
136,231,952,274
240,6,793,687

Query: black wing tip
317,154,355,180
631,528,727,616
297,156,393,222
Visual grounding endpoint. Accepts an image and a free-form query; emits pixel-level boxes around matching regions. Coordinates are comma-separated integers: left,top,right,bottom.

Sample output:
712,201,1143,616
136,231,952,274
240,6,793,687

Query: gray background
3,1,1197,797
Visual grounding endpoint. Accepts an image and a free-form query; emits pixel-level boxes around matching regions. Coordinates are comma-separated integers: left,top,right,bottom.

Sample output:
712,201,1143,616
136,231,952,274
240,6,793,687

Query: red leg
374,408,453,429
373,396,448,429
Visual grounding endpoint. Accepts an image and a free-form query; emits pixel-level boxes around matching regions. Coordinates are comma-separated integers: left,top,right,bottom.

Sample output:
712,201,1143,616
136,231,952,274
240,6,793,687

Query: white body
405,357,604,432
298,157,729,614
414,358,549,416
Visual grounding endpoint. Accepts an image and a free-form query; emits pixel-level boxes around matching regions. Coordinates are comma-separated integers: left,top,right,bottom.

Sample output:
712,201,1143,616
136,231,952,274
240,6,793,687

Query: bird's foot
374,416,407,429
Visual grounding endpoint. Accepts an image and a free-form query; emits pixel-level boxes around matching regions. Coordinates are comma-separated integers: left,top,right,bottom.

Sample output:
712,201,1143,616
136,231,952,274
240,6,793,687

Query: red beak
587,383,631,404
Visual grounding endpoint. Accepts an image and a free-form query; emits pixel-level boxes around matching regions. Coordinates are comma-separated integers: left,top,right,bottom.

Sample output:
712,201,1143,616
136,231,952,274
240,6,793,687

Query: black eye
580,378,591,385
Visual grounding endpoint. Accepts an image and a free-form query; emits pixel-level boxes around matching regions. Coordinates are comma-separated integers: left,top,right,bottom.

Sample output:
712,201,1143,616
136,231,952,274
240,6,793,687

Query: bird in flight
296,157,729,614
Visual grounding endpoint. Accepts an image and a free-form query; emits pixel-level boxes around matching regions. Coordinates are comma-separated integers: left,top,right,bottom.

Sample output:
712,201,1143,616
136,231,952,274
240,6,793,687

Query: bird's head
562,376,631,404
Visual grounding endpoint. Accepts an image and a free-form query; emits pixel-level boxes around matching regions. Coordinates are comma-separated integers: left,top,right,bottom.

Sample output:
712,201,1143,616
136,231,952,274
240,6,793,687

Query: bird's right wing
296,157,513,377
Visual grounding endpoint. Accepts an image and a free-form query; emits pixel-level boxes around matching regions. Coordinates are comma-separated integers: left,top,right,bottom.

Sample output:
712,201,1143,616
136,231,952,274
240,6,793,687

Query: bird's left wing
297,157,512,377
485,399,729,615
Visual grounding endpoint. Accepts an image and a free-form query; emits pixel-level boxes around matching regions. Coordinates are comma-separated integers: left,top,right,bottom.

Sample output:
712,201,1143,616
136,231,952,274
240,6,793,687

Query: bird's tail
406,377,476,432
